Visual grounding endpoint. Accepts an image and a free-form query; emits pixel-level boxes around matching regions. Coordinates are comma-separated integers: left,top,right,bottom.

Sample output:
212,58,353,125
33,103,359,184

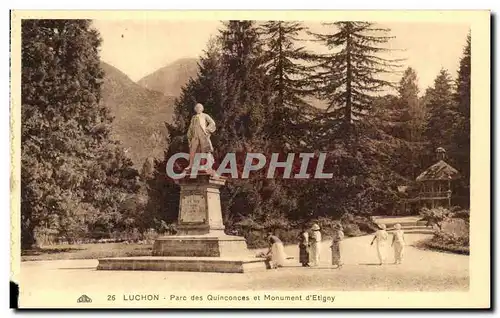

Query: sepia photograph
9,10,490,309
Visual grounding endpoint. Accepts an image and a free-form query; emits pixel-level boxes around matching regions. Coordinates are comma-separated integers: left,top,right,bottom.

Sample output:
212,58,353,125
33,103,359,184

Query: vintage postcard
10,10,490,309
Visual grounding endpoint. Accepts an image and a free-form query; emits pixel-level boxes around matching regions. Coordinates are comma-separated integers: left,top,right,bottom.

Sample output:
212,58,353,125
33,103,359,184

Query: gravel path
18,233,468,301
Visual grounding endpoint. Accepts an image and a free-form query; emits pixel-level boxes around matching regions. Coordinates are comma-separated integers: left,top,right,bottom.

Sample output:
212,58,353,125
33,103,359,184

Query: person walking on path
297,226,310,267
330,224,345,269
266,232,287,269
370,223,389,265
391,223,406,264
309,224,322,267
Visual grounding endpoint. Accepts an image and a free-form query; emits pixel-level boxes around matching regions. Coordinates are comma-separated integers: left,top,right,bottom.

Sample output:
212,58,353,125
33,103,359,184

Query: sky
92,20,470,93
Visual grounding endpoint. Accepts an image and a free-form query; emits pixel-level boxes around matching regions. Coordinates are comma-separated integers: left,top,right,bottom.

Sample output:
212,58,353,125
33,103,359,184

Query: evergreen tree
424,69,458,156
218,21,272,148
21,20,142,248
398,67,425,142
301,22,404,216
259,21,315,150
308,22,401,138
452,32,471,207
388,67,427,179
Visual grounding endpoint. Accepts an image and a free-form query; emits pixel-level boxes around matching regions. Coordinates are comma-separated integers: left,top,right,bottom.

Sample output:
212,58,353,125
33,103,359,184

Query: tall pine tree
259,21,315,150
424,69,458,157
218,21,272,149
398,67,425,142
309,22,400,139
452,32,471,207
303,22,404,217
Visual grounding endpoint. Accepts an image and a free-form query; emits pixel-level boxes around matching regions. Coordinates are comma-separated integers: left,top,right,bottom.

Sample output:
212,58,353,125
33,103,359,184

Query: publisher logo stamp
77,295,92,303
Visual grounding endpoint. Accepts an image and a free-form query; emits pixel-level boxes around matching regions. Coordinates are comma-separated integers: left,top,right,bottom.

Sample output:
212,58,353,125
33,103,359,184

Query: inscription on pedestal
180,191,206,223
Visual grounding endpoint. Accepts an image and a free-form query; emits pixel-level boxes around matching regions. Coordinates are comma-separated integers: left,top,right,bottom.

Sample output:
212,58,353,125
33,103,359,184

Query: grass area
21,243,153,261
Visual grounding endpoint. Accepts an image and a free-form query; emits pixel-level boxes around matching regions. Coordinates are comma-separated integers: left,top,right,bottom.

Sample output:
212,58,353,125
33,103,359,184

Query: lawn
21,243,153,261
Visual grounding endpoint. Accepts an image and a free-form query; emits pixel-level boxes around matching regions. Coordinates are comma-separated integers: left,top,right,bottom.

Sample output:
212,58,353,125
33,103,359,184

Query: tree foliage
259,21,317,150
423,69,458,162
21,20,471,249
21,20,144,248
451,32,471,206
308,22,401,131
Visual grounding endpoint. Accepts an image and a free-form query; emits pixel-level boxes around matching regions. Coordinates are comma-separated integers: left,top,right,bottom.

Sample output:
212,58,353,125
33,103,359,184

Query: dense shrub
425,229,469,255
237,214,377,249
420,208,470,255
419,207,451,230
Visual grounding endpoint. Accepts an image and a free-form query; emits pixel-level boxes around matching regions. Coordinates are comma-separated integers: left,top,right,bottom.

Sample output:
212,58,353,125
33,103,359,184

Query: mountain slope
137,58,199,96
100,61,175,166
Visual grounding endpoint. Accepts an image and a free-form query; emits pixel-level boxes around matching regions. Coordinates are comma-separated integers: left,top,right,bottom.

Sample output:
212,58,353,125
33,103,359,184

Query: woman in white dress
391,223,406,264
330,224,344,269
309,224,322,267
266,232,287,268
370,224,388,265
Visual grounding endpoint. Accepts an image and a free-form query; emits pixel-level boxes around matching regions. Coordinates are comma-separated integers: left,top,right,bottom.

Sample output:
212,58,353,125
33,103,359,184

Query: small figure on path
330,223,344,269
185,103,216,171
309,224,322,267
266,232,287,269
391,223,406,264
297,226,310,267
370,223,388,265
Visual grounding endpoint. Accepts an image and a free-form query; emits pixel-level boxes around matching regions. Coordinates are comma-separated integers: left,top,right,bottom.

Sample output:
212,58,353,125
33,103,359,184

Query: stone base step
97,256,268,273
378,221,427,227
152,234,249,258
387,225,432,231
390,229,434,234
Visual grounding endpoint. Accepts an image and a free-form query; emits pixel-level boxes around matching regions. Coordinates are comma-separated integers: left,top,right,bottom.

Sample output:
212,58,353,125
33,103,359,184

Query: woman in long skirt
330,224,344,269
309,224,322,267
370,224,389,265
297,227,310,267
266,232,287,269
391,223,406,264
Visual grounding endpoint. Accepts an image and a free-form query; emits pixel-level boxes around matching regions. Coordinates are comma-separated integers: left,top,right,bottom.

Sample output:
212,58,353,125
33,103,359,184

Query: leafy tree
21,20,143,248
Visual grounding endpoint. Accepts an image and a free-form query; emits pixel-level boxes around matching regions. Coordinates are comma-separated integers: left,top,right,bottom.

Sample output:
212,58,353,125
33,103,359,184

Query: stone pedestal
97,171,267,273
175,171,226,236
